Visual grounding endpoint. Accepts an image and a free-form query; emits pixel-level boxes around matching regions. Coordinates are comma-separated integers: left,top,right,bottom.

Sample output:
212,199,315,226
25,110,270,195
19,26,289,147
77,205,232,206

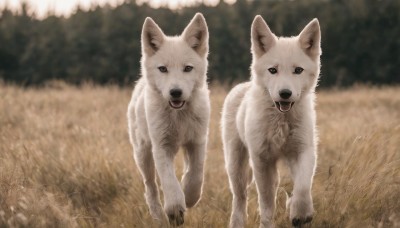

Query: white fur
127,13,210,226
222,16,321,228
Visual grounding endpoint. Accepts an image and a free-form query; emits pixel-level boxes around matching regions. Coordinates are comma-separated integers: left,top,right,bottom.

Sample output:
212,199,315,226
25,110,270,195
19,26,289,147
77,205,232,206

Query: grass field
1,83,400,227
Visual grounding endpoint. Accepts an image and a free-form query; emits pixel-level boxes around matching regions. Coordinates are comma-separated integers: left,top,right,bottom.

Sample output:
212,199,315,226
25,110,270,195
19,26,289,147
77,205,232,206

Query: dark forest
0,0,399,87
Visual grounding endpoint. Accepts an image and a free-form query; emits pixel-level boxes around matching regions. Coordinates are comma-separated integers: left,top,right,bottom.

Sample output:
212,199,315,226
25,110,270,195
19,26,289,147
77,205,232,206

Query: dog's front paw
288,195,314,227
292,216,312,227
165,204,185,226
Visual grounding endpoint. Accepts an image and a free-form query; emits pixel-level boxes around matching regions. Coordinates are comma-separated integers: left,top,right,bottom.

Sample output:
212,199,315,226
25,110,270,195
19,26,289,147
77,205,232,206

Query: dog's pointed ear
251,15,276,58
299,18,321,59
141,17,165,56
182,13,209,57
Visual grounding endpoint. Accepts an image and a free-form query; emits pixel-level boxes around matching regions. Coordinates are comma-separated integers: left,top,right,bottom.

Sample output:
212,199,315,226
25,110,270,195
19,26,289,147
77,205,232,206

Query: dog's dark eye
184,66,193,72
158,66,168,73
294,67,304,74
268,68,278,74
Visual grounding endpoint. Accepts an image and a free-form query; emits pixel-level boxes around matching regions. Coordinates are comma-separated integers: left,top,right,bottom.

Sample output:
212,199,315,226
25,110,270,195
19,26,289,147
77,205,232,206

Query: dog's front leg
132,142,164,221
251,154,279,228
152,145,186,226
181,140,206,208
286,146,316,227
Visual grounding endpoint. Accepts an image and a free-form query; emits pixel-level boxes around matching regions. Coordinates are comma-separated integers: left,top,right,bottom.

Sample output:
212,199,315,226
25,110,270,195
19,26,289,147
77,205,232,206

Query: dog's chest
171,110,205,144
245,110,293,158
264,113,291,151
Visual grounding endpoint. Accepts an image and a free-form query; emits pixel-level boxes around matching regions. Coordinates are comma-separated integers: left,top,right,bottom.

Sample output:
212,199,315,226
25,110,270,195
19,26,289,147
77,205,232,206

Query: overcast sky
0,0,234,18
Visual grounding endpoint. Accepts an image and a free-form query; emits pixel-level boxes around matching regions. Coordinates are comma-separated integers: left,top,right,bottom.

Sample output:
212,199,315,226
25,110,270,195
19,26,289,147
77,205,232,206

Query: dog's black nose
279,89,292,99
170,89,182,98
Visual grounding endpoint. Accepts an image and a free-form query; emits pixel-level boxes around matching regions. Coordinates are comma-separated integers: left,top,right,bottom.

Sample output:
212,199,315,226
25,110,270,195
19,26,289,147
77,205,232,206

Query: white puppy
127,13,210,226
222,15,321,228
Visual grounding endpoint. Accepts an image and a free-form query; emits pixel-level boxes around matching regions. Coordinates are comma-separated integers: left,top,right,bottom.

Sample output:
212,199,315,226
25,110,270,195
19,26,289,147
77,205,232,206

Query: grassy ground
1,83,399,227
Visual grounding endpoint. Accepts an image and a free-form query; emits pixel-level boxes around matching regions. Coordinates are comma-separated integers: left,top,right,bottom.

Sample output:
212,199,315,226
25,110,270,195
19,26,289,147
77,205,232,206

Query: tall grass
1,84,399,227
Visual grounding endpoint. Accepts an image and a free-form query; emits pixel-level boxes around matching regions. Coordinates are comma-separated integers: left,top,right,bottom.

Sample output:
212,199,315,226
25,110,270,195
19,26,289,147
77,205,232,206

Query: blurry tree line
0,0,399,87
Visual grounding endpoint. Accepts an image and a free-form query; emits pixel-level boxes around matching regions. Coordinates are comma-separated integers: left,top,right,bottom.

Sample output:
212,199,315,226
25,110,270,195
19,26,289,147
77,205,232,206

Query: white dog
222,15,321,228
127,13,210,226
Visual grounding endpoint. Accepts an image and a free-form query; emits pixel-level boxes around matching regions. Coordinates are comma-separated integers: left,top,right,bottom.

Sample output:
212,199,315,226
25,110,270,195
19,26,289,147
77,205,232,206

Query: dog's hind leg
133,142,164,221
225,139,249,228
181,141,206,208
152,145,186,226
285,147,316,227
251,156,279,228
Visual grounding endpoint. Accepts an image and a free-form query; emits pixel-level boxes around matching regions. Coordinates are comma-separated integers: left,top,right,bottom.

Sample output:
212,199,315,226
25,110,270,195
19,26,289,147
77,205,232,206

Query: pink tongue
279,103,291,112
171,101,183,107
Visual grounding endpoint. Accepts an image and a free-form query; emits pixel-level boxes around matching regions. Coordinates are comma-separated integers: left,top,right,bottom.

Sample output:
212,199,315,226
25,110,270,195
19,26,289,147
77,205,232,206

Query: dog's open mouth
274,101,294,112
169,100,186,109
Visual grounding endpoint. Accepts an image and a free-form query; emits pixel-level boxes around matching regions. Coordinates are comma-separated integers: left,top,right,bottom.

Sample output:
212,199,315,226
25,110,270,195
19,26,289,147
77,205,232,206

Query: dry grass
1,83,400,227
